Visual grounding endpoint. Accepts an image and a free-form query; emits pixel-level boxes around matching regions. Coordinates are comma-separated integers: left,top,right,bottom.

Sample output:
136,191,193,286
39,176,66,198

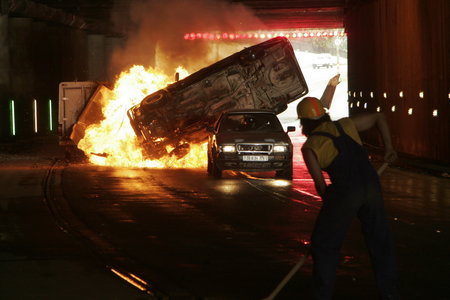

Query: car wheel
275,162,293,180
274,103,288,114
143,142,168,159
207,152,212,175
211,159,222,179
142,90,168,108
208,151,222,178
171,143,190,159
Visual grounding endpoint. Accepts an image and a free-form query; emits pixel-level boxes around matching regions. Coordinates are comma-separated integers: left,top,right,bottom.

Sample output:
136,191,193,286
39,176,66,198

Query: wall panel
346,0,449,163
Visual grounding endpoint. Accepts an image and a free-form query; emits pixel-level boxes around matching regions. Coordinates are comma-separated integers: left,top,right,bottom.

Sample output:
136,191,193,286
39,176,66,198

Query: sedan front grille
237,144,272,153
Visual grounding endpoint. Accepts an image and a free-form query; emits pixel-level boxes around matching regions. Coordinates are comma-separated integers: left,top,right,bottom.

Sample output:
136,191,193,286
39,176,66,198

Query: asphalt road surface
1,135,449,299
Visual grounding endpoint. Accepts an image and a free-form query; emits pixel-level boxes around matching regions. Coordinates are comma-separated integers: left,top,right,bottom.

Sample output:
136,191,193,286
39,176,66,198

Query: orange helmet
296,97,326,119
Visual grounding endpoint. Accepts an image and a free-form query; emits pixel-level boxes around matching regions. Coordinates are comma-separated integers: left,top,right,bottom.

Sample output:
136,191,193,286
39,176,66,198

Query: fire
77,65,207,168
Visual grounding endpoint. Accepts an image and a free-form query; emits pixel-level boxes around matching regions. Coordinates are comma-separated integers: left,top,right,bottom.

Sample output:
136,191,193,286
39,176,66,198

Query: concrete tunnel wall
0,14,121,141
345,0,449,164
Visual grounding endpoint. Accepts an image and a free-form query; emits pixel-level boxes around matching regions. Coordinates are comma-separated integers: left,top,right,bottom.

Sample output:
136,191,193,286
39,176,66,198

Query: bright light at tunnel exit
9,100,16,136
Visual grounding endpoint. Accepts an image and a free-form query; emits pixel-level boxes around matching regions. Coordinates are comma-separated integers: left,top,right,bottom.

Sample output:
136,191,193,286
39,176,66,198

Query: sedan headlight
273,145,288,152
220,145,236,153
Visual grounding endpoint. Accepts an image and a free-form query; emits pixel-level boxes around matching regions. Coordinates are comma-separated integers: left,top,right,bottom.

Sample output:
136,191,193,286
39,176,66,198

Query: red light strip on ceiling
184,30,346,40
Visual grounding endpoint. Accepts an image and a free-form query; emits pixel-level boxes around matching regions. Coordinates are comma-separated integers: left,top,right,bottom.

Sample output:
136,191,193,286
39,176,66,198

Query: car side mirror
287,126,296,132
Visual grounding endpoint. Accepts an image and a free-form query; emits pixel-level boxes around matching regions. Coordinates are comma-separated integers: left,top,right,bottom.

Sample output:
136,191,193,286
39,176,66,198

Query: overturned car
127,37,308,159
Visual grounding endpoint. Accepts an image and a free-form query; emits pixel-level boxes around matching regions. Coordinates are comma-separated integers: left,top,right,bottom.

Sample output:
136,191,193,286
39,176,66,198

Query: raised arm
351,112,398,163
319,74,341,109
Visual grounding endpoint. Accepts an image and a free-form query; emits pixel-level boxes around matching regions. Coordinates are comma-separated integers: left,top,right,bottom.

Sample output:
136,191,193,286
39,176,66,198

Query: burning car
207,110,295,179
127,37,308,159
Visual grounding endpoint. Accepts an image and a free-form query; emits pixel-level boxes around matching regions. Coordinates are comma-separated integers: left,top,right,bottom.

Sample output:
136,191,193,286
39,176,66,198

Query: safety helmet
296,97,326,119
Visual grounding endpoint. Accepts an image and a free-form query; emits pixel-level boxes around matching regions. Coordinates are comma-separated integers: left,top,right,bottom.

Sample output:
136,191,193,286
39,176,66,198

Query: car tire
143,142,168,159
212,161,222,178
274,103,288,114
275,162,293,180
142,90,168,108
207,152,212,175
211,156,222,178
171,143,190,159
208,151,222,178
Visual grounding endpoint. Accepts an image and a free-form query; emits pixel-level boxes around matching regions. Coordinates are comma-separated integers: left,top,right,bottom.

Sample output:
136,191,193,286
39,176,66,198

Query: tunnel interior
0,0,448,166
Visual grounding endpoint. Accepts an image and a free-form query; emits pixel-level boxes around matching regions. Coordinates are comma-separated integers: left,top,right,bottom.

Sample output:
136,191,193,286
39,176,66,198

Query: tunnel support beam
87,34,107,82
0,14,9,90
0,15,10,138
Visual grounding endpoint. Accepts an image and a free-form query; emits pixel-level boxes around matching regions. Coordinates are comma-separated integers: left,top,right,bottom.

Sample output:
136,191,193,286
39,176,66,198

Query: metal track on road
42,160,162,298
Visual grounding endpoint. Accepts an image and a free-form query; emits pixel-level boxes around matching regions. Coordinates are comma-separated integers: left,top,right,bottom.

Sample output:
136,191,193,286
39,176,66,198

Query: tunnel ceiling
25,0,345,30
232,0,345,28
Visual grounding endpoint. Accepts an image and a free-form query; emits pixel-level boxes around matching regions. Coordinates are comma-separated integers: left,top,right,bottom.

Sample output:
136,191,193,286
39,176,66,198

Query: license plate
242,155,269,162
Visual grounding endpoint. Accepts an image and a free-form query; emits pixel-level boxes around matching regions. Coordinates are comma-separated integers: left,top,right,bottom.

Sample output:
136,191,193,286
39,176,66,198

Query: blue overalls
309,121,399,299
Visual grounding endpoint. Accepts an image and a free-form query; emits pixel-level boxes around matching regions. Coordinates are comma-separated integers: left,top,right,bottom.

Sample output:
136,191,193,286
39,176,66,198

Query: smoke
110,0,266,77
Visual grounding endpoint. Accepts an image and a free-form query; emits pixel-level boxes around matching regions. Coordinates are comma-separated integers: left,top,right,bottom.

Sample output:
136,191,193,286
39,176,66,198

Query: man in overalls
297,97,399,299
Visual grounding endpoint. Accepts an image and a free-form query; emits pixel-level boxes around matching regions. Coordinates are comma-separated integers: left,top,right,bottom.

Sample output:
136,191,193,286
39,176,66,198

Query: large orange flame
77,65,207,168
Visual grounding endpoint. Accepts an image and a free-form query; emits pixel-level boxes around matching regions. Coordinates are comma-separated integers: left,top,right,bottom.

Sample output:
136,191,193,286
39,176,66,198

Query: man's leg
358,182,400,299
311,189,356,299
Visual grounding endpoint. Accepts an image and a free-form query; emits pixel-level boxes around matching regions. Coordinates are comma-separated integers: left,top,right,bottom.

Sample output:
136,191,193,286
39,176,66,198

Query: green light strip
9,100,16,136
48,99,53,131
33,99,38,133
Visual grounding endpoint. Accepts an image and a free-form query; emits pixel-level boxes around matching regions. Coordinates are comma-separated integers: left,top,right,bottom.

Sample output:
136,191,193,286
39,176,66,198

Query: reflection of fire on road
76,65,207,168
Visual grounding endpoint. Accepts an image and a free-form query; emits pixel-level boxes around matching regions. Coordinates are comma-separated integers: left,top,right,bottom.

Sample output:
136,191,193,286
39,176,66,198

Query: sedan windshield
219,113,284,132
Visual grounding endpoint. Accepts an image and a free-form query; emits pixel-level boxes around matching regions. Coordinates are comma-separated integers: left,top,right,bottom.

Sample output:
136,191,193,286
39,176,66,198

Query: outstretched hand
384,148,398,164
328,74,341,87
